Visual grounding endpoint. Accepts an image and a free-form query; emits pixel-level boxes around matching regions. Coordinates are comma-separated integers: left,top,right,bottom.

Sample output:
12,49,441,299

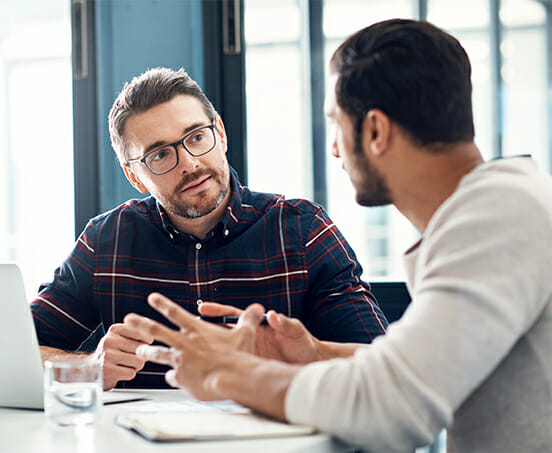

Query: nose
330,135,340,158
175,143,201,172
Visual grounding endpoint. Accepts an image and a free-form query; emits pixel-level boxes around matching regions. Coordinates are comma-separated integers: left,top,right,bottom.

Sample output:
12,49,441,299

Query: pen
198,314,269,326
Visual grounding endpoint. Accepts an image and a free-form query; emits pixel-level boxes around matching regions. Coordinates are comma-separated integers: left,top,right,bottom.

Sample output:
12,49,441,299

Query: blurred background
1,0,549,305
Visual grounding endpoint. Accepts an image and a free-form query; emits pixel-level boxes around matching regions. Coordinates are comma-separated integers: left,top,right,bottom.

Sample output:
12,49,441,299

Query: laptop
0,263,146,409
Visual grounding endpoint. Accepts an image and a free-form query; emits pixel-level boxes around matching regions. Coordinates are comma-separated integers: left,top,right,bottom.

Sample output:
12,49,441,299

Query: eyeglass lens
145,126,215,174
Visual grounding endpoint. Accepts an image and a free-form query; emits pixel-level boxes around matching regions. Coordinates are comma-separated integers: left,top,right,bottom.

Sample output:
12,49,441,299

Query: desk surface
0,389,350,453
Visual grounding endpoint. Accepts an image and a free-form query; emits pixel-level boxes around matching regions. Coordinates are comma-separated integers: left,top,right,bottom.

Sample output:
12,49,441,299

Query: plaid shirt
31,168,388,387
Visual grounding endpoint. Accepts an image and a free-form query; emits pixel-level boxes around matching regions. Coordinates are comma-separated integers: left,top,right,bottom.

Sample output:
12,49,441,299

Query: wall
95,0,204,211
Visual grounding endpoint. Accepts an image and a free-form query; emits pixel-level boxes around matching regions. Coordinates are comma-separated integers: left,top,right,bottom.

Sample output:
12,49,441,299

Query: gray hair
108,67,217,163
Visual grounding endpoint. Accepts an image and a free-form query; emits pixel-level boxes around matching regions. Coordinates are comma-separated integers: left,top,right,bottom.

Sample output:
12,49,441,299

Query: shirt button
224,229,229,237
196,299,203,305
195,243,202,250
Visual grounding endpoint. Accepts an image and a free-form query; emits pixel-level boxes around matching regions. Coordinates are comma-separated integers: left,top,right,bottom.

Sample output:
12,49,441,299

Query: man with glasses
31,67,388,390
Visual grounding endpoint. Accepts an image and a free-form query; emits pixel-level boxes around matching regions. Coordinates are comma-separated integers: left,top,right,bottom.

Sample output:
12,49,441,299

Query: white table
0,389,352,453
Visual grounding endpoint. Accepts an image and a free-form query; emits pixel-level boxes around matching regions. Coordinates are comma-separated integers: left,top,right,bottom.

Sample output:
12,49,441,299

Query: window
500,0,547,169
0,1,74,297
323,0,417,279
244,0,550,283
244,0,312,198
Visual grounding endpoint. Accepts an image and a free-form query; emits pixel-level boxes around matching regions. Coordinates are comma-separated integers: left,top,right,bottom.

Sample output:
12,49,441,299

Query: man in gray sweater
124,19,552,452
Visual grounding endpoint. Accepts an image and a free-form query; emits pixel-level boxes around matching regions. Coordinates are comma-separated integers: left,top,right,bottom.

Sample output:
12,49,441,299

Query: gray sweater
285,157,552,452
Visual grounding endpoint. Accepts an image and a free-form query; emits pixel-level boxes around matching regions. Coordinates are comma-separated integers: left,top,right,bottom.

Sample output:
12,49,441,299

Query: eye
148,147,171,163
187,131,205,145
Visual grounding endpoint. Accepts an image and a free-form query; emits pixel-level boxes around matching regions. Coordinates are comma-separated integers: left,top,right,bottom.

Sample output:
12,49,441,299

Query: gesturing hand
91,323,154,390
198,302,322,364
123,293,266,400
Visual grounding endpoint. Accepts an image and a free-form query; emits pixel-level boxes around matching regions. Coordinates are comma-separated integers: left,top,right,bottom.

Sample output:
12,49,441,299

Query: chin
358,199,392,208
174,187,229,219
356,193,392,207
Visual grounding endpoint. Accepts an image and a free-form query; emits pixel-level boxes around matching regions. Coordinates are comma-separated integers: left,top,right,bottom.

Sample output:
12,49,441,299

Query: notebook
115,411,316,442
0,263,146,409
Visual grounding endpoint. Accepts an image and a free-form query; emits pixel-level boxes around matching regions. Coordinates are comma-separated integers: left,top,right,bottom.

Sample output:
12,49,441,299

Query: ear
363,109,391,157
123,165,149,194
214,116,228,153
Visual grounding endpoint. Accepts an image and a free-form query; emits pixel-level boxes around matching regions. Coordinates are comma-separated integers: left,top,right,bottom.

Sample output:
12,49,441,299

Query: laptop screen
0,263,44,409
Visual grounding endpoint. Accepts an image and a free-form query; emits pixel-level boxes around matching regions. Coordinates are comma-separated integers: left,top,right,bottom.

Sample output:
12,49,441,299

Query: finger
148,292,203,331
124,312,182,347
102,348,145,369
103,362,140,384
165,369,179,388
136,344,176,366
118,337,150,355
237,303,265,331
198,302,242,317
266,310,304,338
266,310,280,327
108,323,155,344
103,330,151,354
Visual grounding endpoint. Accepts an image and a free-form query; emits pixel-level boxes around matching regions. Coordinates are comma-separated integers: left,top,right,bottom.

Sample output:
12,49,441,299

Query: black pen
198,314,269,326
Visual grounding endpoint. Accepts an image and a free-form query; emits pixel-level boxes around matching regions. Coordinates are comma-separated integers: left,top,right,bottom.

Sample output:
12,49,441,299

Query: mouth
180,175,211,193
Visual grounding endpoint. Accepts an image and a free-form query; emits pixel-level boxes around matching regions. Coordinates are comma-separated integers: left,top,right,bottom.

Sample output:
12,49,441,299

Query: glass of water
44,359,103,426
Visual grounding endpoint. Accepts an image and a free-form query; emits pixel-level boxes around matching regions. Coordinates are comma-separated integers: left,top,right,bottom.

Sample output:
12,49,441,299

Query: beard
162,166,230,219
352,131,392,207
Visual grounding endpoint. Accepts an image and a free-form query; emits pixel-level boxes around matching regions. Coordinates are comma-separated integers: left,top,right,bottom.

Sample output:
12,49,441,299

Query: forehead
124,95,209,146
324,75,338,118
132,94,208,128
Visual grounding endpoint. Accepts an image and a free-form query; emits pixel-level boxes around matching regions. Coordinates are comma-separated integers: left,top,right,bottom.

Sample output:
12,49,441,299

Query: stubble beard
352,131,392,208
164,167,230,219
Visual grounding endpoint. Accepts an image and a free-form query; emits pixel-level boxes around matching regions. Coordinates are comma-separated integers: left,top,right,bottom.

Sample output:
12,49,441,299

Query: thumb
266,310,304,338
237,303,266,331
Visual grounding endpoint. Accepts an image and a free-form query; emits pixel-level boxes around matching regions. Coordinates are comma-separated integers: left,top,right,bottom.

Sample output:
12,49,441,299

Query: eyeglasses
126,123,217,175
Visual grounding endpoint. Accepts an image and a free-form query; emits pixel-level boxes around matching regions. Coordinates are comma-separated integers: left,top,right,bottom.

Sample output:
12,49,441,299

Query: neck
391,141,484,233
166,189,232,240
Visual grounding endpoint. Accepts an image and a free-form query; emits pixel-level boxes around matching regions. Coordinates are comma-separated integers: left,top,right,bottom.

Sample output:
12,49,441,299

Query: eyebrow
143,121,208,154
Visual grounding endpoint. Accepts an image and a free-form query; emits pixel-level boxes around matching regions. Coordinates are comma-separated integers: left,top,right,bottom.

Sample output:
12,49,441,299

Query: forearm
39,345,89,363
316,340,365,361
212,352,302,421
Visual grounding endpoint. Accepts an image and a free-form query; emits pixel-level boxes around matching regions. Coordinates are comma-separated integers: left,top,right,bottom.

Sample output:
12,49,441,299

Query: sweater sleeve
285,176,552,450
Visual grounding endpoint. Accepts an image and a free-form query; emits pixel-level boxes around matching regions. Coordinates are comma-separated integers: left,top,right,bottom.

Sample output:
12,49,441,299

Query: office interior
1,1,550,451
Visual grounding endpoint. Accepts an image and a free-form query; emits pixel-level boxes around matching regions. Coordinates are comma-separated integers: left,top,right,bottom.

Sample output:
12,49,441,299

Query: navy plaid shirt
31,168,388,387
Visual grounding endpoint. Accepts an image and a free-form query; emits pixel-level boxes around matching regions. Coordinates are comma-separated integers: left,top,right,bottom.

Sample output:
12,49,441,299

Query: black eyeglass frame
125,123,217,175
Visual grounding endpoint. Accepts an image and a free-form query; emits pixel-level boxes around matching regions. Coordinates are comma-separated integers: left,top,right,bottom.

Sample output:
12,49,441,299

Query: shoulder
436,158,552,230
423,157,552,268
89,197,155,223
86,196,157,232
417,157,552,330
241,186,325,219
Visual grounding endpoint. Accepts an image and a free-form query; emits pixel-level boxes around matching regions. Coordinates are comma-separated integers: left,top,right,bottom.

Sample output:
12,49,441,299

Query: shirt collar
221,166,244,229
156,200,179,238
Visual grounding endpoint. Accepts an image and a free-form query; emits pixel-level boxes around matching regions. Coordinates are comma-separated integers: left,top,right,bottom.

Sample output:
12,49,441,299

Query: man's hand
91,323,154,390
124,293,266,400
198,302,323,364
